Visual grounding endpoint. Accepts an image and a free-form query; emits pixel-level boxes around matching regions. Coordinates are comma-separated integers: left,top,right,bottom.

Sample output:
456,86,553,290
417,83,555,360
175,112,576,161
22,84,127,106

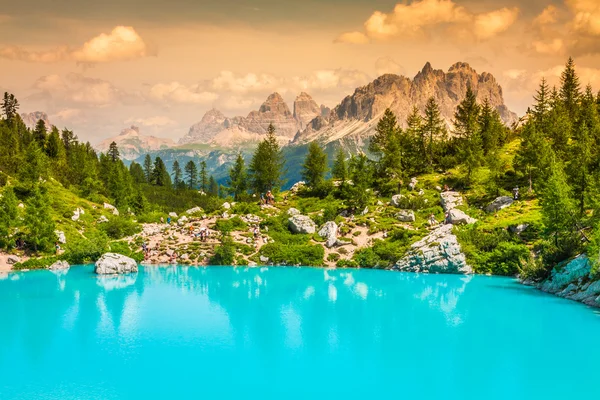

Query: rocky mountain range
20,111,52,130
179,92,330,147
292,62,517,146
96,126,175,160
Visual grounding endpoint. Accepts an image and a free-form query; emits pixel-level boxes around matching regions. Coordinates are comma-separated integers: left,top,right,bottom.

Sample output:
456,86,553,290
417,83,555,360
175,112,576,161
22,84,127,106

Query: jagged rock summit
20,111,52,129
179,92,330,147
95,126,175,160
292,61,517,146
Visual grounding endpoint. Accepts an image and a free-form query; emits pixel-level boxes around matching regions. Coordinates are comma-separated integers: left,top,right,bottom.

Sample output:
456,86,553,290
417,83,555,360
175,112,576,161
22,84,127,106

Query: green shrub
259,242,324,266
327,253,340,262
336,259,358,268
232,201,261,216
136,211,166,224
14,256,59,270
63,231,109,265
99,216,141,239
109,241,144,263
215,216,247,234
210,237,236,265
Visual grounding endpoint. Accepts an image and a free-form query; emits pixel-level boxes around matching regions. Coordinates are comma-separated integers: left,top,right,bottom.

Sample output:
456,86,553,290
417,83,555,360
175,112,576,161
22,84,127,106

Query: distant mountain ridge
21,111,52,129
292,61,517,146
96,126,175,160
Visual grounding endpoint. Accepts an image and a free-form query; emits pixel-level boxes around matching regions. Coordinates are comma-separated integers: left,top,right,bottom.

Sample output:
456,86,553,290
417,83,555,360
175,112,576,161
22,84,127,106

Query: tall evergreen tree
184,160,198,189
454,86,483,181
478,98,506,156
151,157,171,187
1,92,19,124
559,57,581,121
402,106,424,173
228,153,248,201
45,127,63,159
172,160,183,189
23,187,56,253
532,77,550,126
422,97,446,168
331,147,348,183
129,162,146,184
302,141,328,189
143,154,153,183
369,108,403,183
249,124,285,194
208,176,219,196
0,187,19,250
107,141,120,162
33,119,47,149
514,122,553,192
199,161,208,192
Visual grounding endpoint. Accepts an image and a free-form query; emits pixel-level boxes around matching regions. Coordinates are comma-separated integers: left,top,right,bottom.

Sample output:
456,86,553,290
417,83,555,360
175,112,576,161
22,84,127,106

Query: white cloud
0,26,151,64
32,73,125,106
534,5,559,25
336,0,517,44
148,82,218,104
210,71,284,94
375,57,406,76
124,116,176,127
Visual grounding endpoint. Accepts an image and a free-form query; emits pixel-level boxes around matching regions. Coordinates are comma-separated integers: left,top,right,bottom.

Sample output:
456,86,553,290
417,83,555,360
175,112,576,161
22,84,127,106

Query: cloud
148,82,218,104
534,5,559,25
503,64,600,97
124,116,176,127
31,73,126,106
567,0,600,35
0,26,152,64
375,57,406,76
210,71,283,94
336,0,518,44
334,31,369,44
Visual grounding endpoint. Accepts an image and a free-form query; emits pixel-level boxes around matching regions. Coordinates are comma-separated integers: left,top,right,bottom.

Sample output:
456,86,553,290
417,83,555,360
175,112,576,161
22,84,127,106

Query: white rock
169,212,178,218
290,181,305,193
55,230,66,244
7,255,20,264
178,215,188,224
396,210,415,222
447,209,476,225
286,207,301,216
509,224,529,235
408,177,418,191
222,212,230,219
103,203,119,216
435,186,442,191
485,196,514,213
288,215,316,234
393,224,472,274
180,253,189,260
391,194,405,208
222,202,231,210
18,203,24,208
186,207,202,215
248,261,258,267
361,207,369,216
259,255,269,263
440,191,463,212
48,260,70,271
97,215,109,224
318,221,339,248
94,253,138,275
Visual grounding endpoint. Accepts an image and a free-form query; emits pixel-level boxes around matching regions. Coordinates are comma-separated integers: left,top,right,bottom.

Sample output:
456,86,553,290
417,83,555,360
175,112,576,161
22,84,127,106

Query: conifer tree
184,160,198,189
45,127,63,159
199,161,208,192
151,157,171,187
369,109,402,182
249,124,285,194
559,57,581,121
107,141,120,162
23,187,56,253
402,106,424,173
422,97,446,168
532,78,550,126
0,187,19,250
228,153,248,201
19,142,46,186
454,86,483,181
331,147,348,183
514,123,553,192
302,141,328,189
208,176,219,196
478,98,506,156
129,162,146,184
1,92,19,124
172,160,183,189
347,154,373,211
143,154,153,183
33,119,47,149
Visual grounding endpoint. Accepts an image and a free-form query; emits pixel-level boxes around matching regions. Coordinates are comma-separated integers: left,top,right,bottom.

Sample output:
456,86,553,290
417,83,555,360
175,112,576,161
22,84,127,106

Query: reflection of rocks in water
0,272,8,280
96,274,138,291
412,274,472,326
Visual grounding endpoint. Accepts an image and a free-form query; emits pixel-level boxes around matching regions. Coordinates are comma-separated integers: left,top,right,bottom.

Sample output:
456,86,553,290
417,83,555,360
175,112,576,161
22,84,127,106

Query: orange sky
1,0,599,142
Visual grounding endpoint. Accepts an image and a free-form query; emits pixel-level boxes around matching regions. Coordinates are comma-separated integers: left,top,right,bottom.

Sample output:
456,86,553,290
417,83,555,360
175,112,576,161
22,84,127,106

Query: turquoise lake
1,266,600,399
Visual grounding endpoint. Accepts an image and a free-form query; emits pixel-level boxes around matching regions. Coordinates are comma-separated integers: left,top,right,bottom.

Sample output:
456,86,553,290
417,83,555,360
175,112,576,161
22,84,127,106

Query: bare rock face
241,92,297,138
95,126,175,160
21,111,52,129
318,221,339,248
288,215,317,234
293,92,321,130
181,109,229,145
293,61,517,146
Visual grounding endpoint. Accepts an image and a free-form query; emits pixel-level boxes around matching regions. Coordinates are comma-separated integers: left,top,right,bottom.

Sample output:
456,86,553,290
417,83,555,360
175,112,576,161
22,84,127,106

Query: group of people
260,190,275,205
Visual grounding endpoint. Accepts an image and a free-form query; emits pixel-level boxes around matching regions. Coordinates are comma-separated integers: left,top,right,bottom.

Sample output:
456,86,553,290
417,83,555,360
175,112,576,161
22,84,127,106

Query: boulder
485,196,514,213
391,194,405,207
169,212,178,218
396,210,415,222
48,260,70,271
408,177,418,191
318,221,339,248
222,202,231,210
435,185,442,191
290,181,306,193
97,215,109,224
180,253,189,261
259,255,269,263
509,224,529,235
440,191,463,212
55,230,66,244
447,209,476,225
393,224,472,274
248,261,258,267
186,206,202,215
18,203,24,208
288,215,316,234
361,207,369,216
222,212,230,219
178,215,188,225
6,255,20,264
103,203,119,216
286,207,301,216
94,253,138,275
72,208,84,221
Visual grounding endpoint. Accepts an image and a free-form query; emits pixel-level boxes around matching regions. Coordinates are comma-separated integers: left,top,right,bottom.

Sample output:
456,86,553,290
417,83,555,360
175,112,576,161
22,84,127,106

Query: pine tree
107,141,120,162
184,160,198,189
0,187,19,250
478,98,506,156
151,157,171,187
33,119,47,149
208,176,219,196
45,127,63,159
172,160,183,189
559,57,581,121
23,187,56,253
1,92,19,124
19,142,46,186
249,124,285,194
454,86,483,181
369,109,403,183
331,147,348,183
514,123,553,192
228,153,248,201
129,162,146,184
402,106,424,173
545,101,571,158
532,78,550,126
199,161,208,192
422,97,446,168
347,154,373,211
143,154,153,183
302,141,328,189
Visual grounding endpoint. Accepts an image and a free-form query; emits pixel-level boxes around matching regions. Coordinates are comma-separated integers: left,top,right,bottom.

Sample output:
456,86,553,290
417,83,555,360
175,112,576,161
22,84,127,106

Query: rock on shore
94,253,138,275
392,224,472,274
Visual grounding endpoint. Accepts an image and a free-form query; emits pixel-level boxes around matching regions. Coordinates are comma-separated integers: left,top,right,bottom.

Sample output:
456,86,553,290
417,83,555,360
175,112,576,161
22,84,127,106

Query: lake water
1,266,599,399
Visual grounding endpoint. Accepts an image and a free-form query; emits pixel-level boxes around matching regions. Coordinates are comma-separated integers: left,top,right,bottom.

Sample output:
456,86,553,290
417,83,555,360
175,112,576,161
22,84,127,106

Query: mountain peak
257,92,292,117
293,92,320,130
20,111,52,130
448,62,474,73
201,108,227,124
422,61,433,74
119,126,140,136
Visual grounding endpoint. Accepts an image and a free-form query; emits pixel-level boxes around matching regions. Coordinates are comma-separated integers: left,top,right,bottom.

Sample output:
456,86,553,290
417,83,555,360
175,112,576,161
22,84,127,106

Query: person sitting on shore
266,190,274,205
